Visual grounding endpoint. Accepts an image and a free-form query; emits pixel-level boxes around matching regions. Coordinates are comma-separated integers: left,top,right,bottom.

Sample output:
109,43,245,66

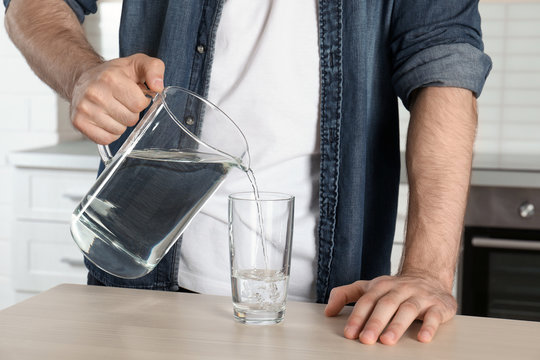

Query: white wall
83,0,123,61
0,0,121,308
477,2,540,155
399,2,540,156
0,7,73,309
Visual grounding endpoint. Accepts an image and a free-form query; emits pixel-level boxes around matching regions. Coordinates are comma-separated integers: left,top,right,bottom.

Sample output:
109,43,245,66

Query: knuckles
71,115,85,131
150,57,165,72
97,69,116,87
133,97,150,112
356,293,377,306
124,113,139,127
377,296,400,309
95,132,120,146
399,299,422,313
74,100,91,117
84,85,104,105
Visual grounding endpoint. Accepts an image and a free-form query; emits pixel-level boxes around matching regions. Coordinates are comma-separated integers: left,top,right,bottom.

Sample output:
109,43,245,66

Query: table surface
0,284,539,360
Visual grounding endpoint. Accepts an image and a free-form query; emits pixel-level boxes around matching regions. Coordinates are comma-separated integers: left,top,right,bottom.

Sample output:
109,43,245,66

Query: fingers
74,100,127,133
324,281,366,317
379,299,422,345
76,121,121,145
110,73,151,114
357,293,412,344
333,275,456,346
338,277,398,340
128,53,165,92
72,82,141,144
70,53,165,144
417,306,444,343
347,282,413,343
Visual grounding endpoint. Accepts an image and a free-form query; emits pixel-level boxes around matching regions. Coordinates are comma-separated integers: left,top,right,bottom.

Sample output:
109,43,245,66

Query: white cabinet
9,141,99,301
12,220,88,292
13,169,96,222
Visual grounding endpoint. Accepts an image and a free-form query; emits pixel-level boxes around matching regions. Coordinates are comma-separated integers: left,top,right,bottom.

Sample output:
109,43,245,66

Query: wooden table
0,284,539,359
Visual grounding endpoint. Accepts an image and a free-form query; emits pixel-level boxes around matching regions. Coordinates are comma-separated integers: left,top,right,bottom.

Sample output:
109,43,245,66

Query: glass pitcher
70,86,250,279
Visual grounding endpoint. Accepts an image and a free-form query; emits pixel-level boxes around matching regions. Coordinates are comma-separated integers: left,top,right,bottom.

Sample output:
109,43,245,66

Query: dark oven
460,186,540,321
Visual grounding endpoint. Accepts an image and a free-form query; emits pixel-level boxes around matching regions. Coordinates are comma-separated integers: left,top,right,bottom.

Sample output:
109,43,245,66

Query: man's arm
325,86,477,345
4,0,164,144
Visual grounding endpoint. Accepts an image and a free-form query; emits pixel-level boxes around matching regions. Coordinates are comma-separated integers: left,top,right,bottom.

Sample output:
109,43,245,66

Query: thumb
128,53,165,92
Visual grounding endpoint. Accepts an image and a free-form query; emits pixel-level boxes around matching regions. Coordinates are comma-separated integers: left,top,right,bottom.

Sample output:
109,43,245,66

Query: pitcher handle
97,144,114,166
96,88,159,166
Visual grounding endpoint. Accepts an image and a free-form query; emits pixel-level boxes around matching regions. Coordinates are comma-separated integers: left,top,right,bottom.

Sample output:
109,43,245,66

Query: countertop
470,153,540,188
9,140,540,188
8,140,100,171
0,284,539,360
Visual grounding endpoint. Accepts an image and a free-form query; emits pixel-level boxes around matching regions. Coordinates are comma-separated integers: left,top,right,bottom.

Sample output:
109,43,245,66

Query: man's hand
324,275,457,345
324,87,476,346
5,0,165,145
71,54,165,145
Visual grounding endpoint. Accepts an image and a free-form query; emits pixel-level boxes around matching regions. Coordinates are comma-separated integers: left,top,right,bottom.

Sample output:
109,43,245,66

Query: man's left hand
324,274,457,345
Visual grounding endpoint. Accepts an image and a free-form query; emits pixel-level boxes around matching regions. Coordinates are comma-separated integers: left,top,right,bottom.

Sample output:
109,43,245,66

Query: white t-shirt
178,0,320,302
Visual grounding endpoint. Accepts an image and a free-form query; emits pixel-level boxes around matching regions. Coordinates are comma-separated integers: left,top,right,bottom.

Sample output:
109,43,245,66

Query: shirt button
196,44,206,54
169,284,180,292
185,116,195,125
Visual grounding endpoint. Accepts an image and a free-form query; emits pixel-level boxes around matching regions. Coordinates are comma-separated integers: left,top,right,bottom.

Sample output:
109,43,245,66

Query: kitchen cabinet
8,141,99,302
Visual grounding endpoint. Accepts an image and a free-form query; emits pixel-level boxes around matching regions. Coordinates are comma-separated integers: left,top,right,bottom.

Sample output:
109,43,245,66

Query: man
4,0,491,345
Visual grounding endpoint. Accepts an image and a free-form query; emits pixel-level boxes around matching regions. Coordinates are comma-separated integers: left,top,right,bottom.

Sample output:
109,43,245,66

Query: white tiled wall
478,2,540,155
0,10,67,309
83,0,123,61
398,2,540,156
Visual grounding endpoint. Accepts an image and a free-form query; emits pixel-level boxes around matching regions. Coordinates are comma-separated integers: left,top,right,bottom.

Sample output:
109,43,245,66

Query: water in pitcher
71,149,238,278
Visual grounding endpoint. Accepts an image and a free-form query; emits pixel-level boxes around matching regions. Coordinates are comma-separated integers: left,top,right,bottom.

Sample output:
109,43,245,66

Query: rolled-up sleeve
4,0,98,23
390,0,492,109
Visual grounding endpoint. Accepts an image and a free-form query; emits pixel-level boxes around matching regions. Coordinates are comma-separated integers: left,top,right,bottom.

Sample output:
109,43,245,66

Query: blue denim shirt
5,0,491,303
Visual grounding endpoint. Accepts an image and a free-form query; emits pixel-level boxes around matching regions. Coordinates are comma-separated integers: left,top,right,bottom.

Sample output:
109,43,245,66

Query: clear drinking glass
228,192,295,325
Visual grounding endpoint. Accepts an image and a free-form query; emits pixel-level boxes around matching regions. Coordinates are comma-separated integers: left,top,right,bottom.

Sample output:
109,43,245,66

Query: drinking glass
228,192,294,324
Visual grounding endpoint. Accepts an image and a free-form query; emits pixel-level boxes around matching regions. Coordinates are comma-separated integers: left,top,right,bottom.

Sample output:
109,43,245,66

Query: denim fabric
63,0,97,22
87,271,197,293
6,0,491,303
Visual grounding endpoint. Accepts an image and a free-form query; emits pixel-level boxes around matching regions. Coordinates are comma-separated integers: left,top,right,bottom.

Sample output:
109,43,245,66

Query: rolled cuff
4,0,97,23
392,43,492,109
64,0,98,23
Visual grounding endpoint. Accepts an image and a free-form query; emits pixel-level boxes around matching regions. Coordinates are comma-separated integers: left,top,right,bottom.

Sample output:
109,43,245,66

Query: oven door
461,227,540,321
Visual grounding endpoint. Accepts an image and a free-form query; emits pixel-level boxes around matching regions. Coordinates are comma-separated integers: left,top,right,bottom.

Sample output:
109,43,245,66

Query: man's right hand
70,53,165,145
5,1,165,145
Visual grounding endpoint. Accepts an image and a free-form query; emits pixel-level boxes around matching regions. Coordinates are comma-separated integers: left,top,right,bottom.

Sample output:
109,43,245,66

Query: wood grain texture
0,284,539,359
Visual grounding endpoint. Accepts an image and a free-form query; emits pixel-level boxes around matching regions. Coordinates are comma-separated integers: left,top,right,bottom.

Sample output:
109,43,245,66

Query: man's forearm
401,87,477,290
4,0,103,100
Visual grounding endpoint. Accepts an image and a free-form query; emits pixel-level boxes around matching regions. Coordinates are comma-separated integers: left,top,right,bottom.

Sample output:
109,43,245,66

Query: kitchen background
0,0,539,310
